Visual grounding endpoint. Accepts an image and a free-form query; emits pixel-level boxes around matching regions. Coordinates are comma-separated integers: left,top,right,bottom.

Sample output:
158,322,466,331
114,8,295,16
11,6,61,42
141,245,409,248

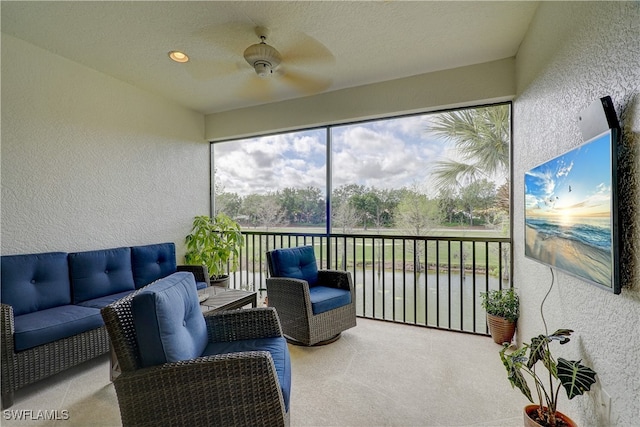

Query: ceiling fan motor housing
243,40,282,77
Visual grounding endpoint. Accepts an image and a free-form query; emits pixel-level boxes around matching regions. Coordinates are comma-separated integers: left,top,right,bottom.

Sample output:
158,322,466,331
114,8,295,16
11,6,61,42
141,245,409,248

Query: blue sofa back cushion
1,252,71,316
203,337,291,412
131,242,177,289
269,246,319,287
308,286,352,315
132,272,207,368
69,247,135,304
13,305,103,351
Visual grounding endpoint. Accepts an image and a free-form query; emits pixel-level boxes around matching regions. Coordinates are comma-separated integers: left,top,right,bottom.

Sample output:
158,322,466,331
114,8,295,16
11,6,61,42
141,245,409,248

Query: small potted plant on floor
185,214,244,287
480,287,519,344
500,328,598,427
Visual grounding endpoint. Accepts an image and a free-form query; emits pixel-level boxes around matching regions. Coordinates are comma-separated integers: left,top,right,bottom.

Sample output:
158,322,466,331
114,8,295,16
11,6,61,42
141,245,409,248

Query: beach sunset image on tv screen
524,131,615,290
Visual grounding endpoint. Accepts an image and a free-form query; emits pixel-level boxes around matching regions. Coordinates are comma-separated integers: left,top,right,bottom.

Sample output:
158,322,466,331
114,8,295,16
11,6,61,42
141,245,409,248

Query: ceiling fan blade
279,69,332,95
236,74,275,101
279,33,335,67
183,59,241,81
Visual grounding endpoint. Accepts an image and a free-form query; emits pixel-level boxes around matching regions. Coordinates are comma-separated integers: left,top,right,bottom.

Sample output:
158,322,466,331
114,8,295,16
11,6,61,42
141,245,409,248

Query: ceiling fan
237,27,334,100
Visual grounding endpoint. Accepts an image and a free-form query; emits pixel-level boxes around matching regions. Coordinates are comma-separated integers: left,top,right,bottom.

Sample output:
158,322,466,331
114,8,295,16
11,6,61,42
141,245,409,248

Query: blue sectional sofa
0,242,208,408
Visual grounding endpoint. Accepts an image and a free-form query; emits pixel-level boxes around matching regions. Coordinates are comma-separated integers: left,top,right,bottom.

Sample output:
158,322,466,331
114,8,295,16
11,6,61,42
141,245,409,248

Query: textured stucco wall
1,35,209,259
514,2,640,425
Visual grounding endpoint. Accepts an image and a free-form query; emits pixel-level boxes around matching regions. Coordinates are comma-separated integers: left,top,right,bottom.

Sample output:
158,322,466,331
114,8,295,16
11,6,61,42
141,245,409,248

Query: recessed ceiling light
168,50,189,63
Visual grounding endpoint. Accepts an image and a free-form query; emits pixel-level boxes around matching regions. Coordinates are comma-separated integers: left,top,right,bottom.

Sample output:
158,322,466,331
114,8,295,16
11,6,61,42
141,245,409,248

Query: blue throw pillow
131,272,207,368
269,246,319,287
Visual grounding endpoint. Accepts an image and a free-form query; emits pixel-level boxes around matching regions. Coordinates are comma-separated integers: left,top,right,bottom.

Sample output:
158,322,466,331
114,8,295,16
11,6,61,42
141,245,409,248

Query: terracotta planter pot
523,405,578,427
210,275,230,288
486,313,516,344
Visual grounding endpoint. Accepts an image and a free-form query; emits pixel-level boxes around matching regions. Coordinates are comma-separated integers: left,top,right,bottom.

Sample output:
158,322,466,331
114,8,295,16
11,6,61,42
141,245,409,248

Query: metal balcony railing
226,231,512,336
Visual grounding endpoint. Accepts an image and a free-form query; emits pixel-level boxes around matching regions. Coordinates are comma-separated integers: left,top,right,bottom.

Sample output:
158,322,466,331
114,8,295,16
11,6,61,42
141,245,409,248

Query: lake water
232,269,508,335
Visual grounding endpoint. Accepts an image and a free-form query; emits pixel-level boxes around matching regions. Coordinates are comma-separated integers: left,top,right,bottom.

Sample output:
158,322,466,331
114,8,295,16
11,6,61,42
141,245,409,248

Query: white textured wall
1,35,209,259
205,58,515,141
514,2,640,425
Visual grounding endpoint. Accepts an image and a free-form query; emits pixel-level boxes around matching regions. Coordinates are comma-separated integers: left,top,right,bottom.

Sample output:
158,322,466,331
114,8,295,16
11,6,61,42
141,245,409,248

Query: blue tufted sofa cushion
13,305,103,351
1,252,71,316
268,246,319,287
131,272,207,368
69,247,135,304
131,243,177,289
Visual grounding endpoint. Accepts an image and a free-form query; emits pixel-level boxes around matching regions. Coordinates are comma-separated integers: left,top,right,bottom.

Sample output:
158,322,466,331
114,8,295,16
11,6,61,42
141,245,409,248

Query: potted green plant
185,214,244,287
500,328,598,427
480,287,519,344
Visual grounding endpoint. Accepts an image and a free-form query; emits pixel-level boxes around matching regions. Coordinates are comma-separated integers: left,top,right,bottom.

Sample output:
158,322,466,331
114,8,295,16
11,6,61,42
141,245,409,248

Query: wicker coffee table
198,287,258,313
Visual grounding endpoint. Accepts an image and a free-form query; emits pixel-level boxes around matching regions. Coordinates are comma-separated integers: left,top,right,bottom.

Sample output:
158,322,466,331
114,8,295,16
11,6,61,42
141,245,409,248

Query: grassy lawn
241,226,510,275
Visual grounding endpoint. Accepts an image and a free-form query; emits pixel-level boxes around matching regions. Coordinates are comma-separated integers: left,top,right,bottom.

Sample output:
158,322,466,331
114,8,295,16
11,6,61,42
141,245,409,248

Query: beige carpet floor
3,318,528,426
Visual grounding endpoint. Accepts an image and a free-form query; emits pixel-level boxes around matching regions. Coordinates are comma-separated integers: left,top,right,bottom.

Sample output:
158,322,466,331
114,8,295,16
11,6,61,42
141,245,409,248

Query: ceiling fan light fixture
243,37,281,77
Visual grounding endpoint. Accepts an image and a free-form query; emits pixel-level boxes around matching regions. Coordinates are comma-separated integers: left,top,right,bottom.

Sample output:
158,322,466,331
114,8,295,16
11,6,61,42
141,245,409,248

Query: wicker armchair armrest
114,351,287,427
177,264,210,284
318,270,353,292
266,277,313,317
204,307,283,343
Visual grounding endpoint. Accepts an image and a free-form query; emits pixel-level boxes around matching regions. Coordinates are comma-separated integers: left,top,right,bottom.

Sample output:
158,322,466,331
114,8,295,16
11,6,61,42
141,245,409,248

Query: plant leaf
557,358,597,400
527,335,550,369
500,344,533,402
549,329,574,345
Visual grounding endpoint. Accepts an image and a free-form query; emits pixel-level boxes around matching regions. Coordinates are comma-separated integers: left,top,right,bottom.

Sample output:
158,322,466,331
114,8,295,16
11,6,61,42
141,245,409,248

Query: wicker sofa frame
266,253,357,346
0,258,207,409
1,304,110,408
101,285,290,427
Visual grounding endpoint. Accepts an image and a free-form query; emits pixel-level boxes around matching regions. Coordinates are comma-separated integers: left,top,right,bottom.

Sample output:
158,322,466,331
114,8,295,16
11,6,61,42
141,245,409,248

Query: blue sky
213,112,504,197
524,132,612,219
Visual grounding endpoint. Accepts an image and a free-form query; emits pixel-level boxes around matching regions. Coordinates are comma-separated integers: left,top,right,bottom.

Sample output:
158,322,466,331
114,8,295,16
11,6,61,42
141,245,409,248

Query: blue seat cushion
1,252,71,316
309,286,352,315
69,247,135,304
196,281,208,290
203,337,291,411
76,290,135,309
131,243,177,289
132,272,207,368
13,305,103,351
268,246,319,287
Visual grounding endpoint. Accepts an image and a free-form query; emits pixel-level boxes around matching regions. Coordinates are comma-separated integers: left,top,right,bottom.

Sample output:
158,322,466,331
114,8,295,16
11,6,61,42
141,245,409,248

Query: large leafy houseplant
500,327,598,426
185,214,244,281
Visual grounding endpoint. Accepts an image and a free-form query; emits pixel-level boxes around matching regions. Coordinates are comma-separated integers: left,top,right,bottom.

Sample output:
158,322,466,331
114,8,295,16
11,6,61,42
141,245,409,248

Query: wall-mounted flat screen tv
524,128,620,294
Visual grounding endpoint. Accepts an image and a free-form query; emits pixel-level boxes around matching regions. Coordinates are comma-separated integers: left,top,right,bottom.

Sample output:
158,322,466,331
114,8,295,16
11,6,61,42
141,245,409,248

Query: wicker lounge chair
101,273,290,427
266,246,356,346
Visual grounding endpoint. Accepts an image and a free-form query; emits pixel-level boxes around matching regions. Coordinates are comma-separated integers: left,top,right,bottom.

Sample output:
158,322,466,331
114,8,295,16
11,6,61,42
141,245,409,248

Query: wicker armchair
266,246,356,346
101,278,290,427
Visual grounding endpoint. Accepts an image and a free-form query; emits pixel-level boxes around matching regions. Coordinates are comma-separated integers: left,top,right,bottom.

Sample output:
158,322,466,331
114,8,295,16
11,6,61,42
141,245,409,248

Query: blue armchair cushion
13,305,103,351
131,243,177,289
131,272,207,368
309,286,352,315
69,247,135,304
1,252,71,316
203,337,291,411
268,246,319,287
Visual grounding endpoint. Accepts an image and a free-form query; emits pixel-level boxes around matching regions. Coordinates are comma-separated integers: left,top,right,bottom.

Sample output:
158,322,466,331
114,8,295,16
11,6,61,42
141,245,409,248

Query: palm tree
429,105,510,189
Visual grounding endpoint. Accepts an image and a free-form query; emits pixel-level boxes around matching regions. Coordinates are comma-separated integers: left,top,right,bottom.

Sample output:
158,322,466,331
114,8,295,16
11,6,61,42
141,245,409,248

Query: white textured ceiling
1,1,539,115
